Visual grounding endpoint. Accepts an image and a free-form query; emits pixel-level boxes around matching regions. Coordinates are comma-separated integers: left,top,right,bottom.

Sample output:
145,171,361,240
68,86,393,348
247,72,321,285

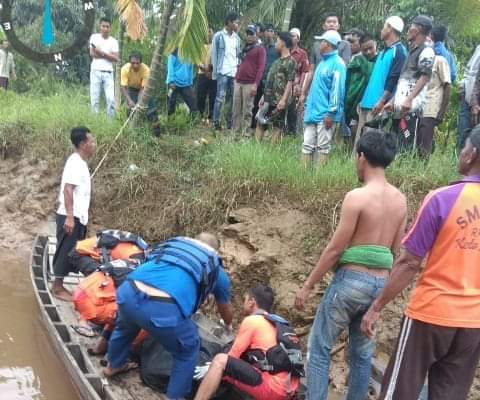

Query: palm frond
165,0,208,65
244,0,287,28
115,0,148,41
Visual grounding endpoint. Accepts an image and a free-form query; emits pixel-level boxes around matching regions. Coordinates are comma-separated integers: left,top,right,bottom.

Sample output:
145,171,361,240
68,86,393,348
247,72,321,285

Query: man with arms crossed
52,127,96,301
362,126,480,400
89,17,119,119
296,129,406,400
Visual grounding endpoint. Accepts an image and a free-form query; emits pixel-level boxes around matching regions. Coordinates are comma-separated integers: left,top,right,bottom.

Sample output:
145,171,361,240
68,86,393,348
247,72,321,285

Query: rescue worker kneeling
194,284,303,400
104,232,233,400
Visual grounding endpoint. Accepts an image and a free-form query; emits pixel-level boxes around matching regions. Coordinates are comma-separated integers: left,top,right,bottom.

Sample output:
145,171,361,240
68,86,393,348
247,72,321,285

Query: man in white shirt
211,12,241,130
52,127,96,301
0,40,16,90
89,17,119,119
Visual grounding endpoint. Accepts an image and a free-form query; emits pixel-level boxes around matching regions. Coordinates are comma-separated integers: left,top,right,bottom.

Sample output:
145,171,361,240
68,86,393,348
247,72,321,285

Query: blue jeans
107,281,199,399
307,269,386,400
90,69,116,119
213,74,234,128
457,99,472,151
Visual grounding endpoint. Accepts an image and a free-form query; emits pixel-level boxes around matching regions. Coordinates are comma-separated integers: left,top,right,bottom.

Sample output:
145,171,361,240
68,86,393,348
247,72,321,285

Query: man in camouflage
255,31,296,144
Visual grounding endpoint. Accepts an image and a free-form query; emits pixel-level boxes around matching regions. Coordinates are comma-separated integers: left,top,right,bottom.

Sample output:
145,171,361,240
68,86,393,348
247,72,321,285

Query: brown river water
0,252,78,400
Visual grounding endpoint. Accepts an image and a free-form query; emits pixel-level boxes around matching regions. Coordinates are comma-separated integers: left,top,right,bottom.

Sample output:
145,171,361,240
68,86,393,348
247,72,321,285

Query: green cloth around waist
338,245,393,270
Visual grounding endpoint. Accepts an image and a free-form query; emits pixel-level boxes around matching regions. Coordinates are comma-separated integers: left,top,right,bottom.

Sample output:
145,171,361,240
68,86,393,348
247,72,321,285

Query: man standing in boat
295,129,407,400
52,127,96,301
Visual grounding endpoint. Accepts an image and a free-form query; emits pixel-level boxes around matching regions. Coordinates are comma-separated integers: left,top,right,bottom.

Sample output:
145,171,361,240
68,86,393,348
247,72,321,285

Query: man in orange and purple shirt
361,125,480,400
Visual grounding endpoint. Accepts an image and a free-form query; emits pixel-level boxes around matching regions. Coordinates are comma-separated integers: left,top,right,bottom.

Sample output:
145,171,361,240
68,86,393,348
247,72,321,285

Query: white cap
317,30,342,47
385,16,404,33
290,28,301,39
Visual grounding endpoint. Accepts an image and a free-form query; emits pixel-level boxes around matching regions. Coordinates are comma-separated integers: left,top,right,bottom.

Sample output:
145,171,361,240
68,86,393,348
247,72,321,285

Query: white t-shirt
89,33,119,72
220,30,238,77
57,153,91,226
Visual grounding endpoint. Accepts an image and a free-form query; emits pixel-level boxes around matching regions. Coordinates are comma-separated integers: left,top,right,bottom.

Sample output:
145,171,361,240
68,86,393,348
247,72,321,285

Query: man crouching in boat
194,284,303,400
295,129,407,400
104,232,233,400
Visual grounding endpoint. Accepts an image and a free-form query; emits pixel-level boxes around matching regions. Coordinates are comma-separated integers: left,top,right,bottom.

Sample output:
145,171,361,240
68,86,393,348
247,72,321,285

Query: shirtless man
295,129,406,400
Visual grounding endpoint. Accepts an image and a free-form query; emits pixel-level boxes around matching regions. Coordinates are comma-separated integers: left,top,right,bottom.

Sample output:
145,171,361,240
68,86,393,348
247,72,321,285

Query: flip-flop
71,324,97,338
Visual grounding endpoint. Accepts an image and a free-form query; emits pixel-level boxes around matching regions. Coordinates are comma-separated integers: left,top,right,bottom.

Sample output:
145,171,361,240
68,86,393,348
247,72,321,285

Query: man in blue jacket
301,30,346,166
166,49,198,116
355,16,406,148
104,233,233,400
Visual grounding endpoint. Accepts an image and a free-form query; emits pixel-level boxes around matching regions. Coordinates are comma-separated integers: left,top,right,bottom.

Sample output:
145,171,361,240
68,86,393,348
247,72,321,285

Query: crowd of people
79,12,473,162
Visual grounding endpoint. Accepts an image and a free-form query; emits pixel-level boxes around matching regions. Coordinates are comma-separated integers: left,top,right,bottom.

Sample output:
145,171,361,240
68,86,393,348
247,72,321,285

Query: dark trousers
286,99,299,135
380,317,480,400
196,74,216,119
251,81,264,129
457,99,472,151
167,86,198,115
0,77,8,90
127,87,157,120
53,214,87,278
417,117,438,158
392,116,419,153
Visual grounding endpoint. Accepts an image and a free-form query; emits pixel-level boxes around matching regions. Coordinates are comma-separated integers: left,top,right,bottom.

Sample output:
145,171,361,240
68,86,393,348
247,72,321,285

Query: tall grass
205,137,459,200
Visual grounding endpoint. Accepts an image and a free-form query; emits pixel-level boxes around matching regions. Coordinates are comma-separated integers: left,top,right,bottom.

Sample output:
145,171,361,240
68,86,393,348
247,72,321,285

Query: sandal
71,324,97,338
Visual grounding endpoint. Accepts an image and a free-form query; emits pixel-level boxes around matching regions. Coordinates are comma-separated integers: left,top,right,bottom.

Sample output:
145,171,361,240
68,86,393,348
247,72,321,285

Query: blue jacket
211,29,241,80
166,53,194,87
304,50,346,124
434,41,457,83
360,41,407,110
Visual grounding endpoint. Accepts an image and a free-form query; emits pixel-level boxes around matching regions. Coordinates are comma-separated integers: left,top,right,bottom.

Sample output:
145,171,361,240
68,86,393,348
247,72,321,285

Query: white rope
91,105,139,179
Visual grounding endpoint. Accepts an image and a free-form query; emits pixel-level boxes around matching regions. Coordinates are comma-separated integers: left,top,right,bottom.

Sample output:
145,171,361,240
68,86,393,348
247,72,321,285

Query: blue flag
42,0,55,46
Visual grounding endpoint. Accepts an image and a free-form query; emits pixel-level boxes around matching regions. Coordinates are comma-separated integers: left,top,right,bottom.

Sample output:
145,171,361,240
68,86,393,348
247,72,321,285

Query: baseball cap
246,24,257,35
316,30,342,47
290,28,301,39
412,15,433,31
385,16,405,33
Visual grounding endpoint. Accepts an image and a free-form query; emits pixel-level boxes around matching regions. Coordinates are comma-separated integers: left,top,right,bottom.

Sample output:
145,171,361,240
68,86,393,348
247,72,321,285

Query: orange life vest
73,271,117,326
75,236,144,262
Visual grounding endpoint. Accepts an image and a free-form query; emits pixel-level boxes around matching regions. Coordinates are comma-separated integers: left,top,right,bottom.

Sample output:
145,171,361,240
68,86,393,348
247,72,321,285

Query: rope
91,105,138,179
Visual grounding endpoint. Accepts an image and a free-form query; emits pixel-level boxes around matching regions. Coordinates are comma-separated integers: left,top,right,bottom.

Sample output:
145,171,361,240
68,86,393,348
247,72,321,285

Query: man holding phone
89,17,119,119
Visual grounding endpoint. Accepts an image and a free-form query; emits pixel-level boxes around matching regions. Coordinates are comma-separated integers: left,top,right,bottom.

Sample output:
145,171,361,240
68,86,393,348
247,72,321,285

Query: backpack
147,237,221,312
244,313,305,378
96,229,149,262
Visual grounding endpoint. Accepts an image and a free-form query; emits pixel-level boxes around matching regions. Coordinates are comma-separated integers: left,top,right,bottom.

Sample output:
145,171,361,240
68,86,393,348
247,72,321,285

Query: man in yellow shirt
120,52,153,116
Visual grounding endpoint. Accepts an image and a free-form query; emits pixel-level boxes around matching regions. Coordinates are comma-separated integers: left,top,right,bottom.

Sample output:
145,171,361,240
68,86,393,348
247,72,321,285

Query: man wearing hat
232,25,266,136
287,28,309,135
355,16,407,153
385,15,435,151
301,30,346,166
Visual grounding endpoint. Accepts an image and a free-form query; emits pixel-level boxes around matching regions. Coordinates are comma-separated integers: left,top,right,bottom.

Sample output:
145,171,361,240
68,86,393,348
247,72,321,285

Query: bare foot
52,286,73,302
88,337,108,356
103,362,138,377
